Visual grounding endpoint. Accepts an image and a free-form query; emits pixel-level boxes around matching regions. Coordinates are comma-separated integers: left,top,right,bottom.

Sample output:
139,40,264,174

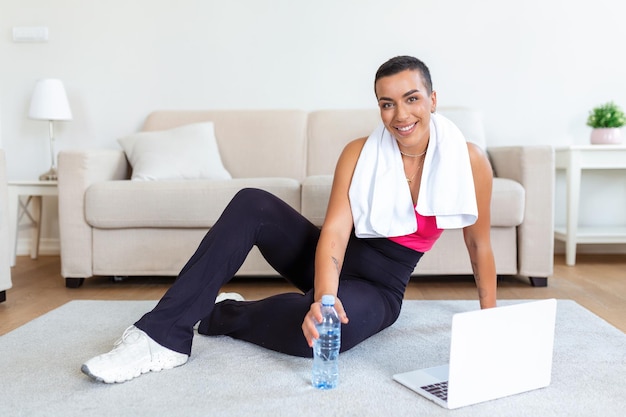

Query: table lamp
28,79,72,180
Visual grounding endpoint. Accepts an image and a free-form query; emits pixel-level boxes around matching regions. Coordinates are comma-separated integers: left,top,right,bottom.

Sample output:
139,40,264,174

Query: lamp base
39,167,58,181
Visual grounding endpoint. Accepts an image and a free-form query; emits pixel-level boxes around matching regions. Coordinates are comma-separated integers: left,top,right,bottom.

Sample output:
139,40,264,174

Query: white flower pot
590,128,623,144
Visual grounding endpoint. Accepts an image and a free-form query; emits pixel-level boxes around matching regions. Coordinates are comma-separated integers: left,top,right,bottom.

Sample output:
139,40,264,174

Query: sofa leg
65,278,85,288
0,290,6,303
529,277,548,287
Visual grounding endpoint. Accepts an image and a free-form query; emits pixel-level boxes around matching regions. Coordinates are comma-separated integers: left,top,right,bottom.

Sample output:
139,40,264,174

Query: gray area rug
1,299,624,417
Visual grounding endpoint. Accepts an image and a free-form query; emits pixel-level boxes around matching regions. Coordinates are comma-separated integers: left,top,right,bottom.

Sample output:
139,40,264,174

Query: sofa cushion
307,109,380,176
438,107,487,149
301,176,524,228
301,175,333,227
85,179,301,228
306,107,487,177
143,110,309,180
118,122,232,181
491,178,525,226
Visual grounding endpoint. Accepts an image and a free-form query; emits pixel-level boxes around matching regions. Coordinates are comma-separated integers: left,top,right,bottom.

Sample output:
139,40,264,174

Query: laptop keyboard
421,381,448,401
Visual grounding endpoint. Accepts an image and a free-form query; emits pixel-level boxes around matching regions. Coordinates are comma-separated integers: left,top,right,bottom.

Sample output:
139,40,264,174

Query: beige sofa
0,149,12,302
57,109,554,289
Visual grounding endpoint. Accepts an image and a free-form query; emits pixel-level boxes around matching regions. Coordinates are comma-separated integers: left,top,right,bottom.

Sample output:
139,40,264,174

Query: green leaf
587,101,626,128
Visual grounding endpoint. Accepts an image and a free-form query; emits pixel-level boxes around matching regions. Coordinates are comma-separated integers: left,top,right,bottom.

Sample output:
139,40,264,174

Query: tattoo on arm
331,256,340,276
471,261,487,299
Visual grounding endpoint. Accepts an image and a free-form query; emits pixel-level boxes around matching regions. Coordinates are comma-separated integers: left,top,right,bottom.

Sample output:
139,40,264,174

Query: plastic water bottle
312,294,341,389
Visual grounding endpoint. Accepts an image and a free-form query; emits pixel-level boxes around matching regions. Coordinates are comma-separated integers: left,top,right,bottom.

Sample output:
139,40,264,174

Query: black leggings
135,188,423,357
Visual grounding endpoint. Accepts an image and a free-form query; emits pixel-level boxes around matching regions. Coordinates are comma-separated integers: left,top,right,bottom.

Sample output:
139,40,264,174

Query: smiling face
374,69,437,151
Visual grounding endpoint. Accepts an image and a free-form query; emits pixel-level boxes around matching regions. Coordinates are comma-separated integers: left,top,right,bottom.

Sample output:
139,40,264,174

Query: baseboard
15,238,60,256
553,241,626,255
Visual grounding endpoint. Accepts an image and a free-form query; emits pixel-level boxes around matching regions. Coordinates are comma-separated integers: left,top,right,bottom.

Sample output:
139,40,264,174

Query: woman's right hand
301,298,349,348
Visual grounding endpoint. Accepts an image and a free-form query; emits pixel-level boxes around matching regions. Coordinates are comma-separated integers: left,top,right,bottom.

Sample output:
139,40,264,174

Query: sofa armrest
0,150,12,294
487,146,555,278
57,150,129,279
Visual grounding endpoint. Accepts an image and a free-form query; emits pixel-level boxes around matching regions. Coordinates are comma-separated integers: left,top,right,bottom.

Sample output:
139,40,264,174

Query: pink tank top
388,210,444,252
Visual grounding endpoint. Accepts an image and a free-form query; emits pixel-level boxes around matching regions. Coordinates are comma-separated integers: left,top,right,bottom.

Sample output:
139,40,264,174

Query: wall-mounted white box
12,26,49,42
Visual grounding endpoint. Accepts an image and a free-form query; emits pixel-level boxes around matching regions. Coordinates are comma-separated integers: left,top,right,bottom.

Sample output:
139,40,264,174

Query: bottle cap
321,295,335,306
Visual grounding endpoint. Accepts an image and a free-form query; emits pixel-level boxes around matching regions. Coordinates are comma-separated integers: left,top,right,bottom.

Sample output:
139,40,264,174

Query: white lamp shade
28,79,73,121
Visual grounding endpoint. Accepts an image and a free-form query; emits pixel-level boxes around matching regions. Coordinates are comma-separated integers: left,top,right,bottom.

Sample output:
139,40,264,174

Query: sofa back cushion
307,109,380,176
438,107,487,149
306,107,487,176
143,110,308,180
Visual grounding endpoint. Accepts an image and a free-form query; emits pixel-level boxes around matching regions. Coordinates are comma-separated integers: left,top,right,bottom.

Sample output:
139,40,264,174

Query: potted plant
586,101,625,144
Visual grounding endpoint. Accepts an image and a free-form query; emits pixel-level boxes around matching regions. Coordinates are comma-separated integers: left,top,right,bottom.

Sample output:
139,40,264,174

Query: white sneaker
194,293,247,330
81,326,188,383
215,292,245,303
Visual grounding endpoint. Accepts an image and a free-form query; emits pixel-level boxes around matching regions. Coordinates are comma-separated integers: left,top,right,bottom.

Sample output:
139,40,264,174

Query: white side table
554,145,626,266
7,180,58,267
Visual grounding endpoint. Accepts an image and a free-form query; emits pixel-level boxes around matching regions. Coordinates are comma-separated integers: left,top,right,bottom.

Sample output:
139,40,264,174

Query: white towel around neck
348,113,478,238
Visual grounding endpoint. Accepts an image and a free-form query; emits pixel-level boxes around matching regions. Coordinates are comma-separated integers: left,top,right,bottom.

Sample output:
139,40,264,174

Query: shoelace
113,326,143,348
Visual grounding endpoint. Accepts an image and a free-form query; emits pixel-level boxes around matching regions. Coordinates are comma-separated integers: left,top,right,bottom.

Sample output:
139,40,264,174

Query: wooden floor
1,254,625,335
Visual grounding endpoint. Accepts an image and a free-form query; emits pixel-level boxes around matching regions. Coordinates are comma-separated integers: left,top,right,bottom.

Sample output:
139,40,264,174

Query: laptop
393,299,557,409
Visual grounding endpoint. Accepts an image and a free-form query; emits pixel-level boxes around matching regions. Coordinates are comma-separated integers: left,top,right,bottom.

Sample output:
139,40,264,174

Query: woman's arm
463,142,497,309
301,138,365,347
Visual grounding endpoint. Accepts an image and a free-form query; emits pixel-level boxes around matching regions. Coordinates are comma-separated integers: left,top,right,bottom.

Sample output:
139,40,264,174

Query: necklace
405,154,425,184
400,149,427,158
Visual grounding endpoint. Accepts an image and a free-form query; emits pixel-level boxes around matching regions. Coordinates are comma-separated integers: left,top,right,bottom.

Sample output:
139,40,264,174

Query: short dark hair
374,55,433,95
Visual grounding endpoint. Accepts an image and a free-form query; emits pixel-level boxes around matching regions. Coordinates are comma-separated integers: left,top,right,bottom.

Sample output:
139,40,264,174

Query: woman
82,55,496,384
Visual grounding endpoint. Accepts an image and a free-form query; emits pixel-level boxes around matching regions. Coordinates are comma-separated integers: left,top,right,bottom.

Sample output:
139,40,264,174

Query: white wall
1,0,625,254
